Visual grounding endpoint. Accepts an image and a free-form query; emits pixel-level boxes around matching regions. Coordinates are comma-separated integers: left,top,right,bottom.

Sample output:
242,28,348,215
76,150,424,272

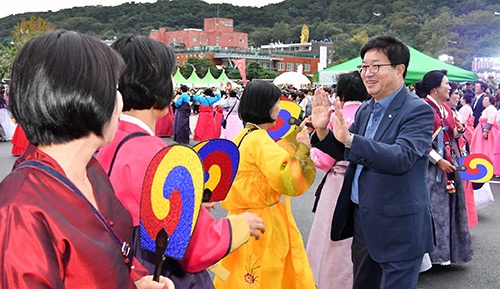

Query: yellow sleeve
250,129,316,197
226,214,250,252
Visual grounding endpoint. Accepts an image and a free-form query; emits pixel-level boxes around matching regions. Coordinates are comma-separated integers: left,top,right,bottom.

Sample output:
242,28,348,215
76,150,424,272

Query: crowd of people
0,29,498,289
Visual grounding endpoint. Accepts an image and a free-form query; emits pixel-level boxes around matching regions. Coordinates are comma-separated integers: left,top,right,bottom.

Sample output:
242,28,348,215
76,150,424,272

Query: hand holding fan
267,98,302,140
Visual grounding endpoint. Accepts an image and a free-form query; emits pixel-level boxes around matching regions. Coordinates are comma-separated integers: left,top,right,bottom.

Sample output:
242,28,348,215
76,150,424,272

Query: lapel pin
388,114,392,118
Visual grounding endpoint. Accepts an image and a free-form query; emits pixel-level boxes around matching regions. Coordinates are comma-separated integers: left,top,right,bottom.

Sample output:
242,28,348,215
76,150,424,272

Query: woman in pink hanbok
306,71,369,289
219,90,242,141
458,92,474,152
494,103,500,177
470,94,498,174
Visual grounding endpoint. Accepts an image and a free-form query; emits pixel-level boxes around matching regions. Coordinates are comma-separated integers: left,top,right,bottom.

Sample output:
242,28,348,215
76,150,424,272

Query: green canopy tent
199,69,218,87
316,46,477,85
172,69,187,86
185,70,203,87
217,70,238,90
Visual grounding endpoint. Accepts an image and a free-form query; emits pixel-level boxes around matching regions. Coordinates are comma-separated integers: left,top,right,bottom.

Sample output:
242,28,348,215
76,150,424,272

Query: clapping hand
310,88,332,140
331,97,351,144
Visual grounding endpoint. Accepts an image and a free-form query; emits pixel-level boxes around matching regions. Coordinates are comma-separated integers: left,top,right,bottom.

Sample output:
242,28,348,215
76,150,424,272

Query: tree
226,61,277,81
248,27,272,47
0,17,54,79
12,16,55,41
271,22,290,43
246,62,263,80
178,56,217,79
0,45,14,79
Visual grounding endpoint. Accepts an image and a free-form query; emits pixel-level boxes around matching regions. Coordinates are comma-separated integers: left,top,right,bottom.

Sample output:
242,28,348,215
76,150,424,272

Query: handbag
221,100,237,129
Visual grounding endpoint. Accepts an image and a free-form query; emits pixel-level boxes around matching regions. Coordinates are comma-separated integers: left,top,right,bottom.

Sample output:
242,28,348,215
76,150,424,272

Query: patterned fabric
424,98,473,265
426,167,473,263
306,101,360,289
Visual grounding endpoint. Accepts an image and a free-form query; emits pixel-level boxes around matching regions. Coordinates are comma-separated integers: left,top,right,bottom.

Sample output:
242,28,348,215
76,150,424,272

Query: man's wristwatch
345,133,353,148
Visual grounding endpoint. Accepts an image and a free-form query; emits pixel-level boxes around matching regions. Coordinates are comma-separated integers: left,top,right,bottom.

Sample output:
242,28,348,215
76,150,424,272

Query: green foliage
225,62,277,81
0,45,15,79
227,68,240,80
246,62,263,80
0,0,498,71
0,16,54,79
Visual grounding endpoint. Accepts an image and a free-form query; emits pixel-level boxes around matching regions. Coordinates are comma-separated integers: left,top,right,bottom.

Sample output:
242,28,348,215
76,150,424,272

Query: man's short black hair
360,35,410,79
477,82,488,92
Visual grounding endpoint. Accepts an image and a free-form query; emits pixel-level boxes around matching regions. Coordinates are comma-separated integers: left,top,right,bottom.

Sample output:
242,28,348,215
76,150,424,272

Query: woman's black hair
449,82,459,96
336,71,370,102
204,88,214,97
112,34,175,111
229,90,238,98
9,30,124,145
484,93,495,105
462,92,474,105
239,81,281,124
415,70,447,98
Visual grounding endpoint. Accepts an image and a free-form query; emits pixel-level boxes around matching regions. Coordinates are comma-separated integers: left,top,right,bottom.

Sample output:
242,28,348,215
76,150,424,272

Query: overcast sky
0,0,284,19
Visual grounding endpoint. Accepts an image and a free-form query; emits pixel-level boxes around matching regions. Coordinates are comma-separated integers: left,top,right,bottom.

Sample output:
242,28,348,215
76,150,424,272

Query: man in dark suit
311,35,435,289
472,82,487,128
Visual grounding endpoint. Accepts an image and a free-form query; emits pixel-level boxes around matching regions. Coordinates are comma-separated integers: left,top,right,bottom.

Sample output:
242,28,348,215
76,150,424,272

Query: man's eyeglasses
357,64,393,74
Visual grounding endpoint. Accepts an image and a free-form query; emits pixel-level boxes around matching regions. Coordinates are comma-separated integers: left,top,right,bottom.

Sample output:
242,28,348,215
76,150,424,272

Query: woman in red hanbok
155,103,174,137
193,88,221,141
10,124,29,156
447,84,478,229
416,70,473,265
0,30,173,289
458,92,475,153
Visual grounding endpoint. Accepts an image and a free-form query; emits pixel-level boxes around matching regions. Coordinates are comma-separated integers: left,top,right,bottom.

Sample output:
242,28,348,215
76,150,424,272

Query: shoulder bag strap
237,127,258,148
107,132,149,177
224,100,238,122
15,160,133,261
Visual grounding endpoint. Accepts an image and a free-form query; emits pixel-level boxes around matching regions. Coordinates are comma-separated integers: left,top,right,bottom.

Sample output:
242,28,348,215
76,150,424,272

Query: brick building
150,18,248,50
150,18,334,76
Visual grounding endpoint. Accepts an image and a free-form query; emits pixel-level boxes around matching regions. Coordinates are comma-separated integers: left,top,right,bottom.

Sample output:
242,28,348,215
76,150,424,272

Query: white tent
273,65,311,88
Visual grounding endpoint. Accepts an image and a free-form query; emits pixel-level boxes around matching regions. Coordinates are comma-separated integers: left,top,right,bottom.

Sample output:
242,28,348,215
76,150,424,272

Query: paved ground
1,134,499,288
